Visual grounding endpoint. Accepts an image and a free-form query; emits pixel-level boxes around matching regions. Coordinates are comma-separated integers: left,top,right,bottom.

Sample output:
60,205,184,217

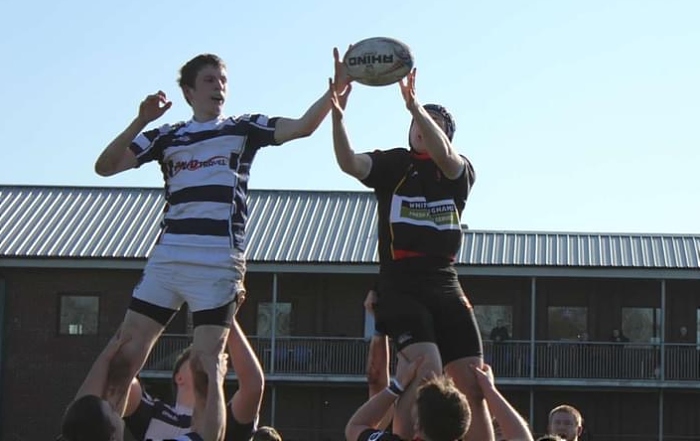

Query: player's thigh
177,253,246,318
374,289,437,353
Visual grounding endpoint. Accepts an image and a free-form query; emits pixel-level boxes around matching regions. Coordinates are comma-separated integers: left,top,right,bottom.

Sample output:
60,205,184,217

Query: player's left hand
398,68,419,111
329,77,352,117
333,46,353,94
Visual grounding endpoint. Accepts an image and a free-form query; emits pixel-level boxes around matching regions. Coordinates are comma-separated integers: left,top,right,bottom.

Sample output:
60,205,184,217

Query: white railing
144,335,700,383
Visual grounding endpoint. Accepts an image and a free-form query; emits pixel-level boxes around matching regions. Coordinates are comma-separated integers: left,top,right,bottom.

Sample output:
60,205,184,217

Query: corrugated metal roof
1,185,699,268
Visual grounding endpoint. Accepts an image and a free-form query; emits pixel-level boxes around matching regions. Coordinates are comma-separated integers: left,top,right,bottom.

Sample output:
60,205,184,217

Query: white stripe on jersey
163,135,247,194
130,114,277,251
144,418,190,440
165,201,233,222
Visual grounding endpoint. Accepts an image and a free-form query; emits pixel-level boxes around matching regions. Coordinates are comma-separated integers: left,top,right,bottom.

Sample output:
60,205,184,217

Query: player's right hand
138,90,172,123
472,363,497,392
396,355,425,390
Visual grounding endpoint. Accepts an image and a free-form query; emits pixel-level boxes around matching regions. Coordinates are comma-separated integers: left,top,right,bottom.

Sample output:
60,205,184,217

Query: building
1,185,700,441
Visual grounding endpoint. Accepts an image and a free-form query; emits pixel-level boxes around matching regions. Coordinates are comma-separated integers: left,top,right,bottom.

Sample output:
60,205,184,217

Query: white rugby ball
343,37,414,87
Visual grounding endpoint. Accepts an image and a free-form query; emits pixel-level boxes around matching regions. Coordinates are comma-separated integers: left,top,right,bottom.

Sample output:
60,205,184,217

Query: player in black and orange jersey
329,65,492,441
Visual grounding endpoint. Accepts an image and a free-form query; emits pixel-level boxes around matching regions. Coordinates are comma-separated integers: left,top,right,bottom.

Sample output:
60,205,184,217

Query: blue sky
2,0,698,234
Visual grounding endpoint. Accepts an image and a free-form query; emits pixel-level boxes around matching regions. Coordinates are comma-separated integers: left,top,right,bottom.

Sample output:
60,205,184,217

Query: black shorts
374,265,483,365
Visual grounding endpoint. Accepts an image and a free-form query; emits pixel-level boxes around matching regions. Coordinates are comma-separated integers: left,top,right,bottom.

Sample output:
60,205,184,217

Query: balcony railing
143,335,700,384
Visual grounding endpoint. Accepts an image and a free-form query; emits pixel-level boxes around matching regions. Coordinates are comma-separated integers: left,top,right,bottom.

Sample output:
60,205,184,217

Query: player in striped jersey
92,52,352,425
60,330,228,441
124,310,268,441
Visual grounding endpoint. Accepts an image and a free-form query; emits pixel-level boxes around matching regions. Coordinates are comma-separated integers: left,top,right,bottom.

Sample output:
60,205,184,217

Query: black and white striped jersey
129,114,279,252
125,388,257,441
163,433,203,441
124,390,191,440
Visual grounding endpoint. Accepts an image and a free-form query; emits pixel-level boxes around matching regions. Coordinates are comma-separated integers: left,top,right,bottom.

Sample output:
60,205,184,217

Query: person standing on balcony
547,405,583,441
329,66,491,441
609,329,629,343
677,325,693,343
490,320,511,343
92,51,352,423
123,312,267,441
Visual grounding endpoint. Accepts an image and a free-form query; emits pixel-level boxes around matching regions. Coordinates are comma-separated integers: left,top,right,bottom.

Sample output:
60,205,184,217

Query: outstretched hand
398,68,419,111
333,46,353,94
138,90,172,124
329,77,352,117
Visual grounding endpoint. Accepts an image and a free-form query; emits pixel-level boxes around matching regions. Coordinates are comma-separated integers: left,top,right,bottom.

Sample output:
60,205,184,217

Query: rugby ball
343,37,414,87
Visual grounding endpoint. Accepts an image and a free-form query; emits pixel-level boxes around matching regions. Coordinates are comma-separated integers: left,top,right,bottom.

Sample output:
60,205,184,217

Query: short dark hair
253,426,283,441
415,375,471,441
178,54,226,105
60,395,115,441
178,53,226,89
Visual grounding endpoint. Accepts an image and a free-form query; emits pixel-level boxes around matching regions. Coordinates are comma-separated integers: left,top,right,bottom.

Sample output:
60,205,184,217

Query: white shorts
132,244,246,312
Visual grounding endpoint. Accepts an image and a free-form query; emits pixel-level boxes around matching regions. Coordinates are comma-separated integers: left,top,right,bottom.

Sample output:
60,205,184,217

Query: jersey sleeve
128,123,174,166
238,113,280,149
123,389,156,441
360,148,406,190
450,155,476,203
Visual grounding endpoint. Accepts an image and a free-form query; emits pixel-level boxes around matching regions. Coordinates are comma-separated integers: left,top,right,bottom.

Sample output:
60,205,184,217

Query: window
473,305,513,341
256,302,292,337
59,295,99,335
622,307,661,343
548,306,587,341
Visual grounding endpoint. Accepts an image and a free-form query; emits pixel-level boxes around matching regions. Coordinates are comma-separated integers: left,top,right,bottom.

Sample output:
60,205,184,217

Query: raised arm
94,91,171,176
122,377,145,417
226,317,264,425
273,47,352,145
364,289,393,430
190,352,229,441
74,330,130,408
346,356,422,441
272,91,331,144
329,68,371,179
398,69,465,180
365,290,389,396
473,364,533,441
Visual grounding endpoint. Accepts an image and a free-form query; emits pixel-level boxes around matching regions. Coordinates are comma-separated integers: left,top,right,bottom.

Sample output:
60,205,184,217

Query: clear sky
2,0,698,234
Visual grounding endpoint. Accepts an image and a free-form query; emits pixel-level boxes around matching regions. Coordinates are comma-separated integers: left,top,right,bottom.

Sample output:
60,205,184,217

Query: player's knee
192,325,229,356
